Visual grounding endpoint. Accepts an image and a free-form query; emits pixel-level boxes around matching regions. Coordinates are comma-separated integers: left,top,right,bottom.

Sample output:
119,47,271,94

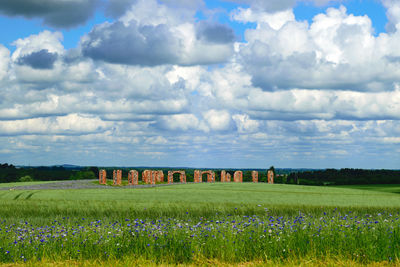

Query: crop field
0,182,400,266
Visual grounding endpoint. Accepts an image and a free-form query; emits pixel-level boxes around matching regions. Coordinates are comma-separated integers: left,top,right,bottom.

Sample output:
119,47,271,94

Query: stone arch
233,171,243,183
99,169,107,184
252,171,258,183
128,170,138,185
113,169,122,185
194,170,215,183
167,171,186,184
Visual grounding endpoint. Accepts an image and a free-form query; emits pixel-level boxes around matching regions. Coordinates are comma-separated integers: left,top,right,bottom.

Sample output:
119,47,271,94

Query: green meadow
1,182,400,266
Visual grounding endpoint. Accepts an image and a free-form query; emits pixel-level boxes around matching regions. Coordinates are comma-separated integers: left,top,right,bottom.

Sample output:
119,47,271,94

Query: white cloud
12,31,64,60
247,88,400,120
382,0,400,32
233,114,260,133
81,0,234,66
0,45,9,81
203,109,233,131
235,6,400,91
0,114,109,136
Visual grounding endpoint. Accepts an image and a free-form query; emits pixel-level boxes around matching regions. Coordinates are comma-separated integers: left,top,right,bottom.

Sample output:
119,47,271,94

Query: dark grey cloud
0,0,99,28
105,0,136,18
81,21,180,66
17,49,58,69
196,22,235,44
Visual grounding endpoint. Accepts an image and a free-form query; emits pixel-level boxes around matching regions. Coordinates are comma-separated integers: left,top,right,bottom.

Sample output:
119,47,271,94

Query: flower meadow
1,209,400,264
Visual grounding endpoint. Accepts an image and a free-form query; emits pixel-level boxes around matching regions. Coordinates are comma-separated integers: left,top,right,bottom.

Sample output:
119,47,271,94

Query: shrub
19,175,33,182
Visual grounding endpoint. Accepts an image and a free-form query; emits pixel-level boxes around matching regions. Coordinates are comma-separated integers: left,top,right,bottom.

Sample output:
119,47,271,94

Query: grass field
0,181,56,188
0,182,400,266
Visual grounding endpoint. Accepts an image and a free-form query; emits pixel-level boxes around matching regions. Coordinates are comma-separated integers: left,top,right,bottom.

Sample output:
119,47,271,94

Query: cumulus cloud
203,109,233,131
0,0,100,28
382,0,400,32
154,114,202,131
0,114,109,136
81,0,234,66
247,89,400,120
81,21,180,66
12,31,64,60
234,6,400,91
0,45,9,81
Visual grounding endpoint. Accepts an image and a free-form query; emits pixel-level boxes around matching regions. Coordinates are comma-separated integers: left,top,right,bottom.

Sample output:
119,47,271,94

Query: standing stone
168,171,174,184
150,171,157,185
234,171,243,183
157,170,164,183
252,171,258,183
267,170,274,184
194,170,201,183
99,169,107,184
221,170,226,182
113,169,122,185
128,170,138,185
142,170,151,184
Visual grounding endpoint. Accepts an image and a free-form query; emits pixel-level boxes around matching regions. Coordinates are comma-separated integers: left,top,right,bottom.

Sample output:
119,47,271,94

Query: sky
0,0,399,169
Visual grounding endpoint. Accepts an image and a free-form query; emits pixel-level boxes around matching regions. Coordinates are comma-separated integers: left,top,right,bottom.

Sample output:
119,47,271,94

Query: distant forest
288,169,400,185
0,163,399,185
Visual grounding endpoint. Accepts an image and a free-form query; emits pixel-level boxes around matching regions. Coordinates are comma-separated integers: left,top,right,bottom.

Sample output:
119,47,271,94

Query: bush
19,175,33,182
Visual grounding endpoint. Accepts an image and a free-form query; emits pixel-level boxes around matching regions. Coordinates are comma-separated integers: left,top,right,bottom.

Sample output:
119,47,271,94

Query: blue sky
0,0,399,168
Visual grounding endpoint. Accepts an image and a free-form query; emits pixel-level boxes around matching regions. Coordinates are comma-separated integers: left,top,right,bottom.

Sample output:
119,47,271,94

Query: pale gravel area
0,180,186,190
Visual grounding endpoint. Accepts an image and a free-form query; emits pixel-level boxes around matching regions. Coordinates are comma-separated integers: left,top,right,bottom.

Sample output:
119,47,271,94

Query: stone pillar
167,171,173,184
194,170,201,183
234,171,243,183
99,169,107,184
252,171,258,183
150,171,157,185
267,170,274,184
221,170,226,182
226,173,231,182
142,170,151,184
180,172,187,183
113,169,122,185
157,170,164,182
128,170,138,185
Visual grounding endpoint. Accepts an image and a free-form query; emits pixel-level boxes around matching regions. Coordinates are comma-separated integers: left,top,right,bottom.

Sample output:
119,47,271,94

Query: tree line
287,168,400,185
0,163,97,183
1,163,399,185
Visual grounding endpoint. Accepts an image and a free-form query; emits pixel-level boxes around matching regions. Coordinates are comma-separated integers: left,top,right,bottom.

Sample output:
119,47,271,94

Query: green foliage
70,171,96,180
19,175,33,182
243,171,252,182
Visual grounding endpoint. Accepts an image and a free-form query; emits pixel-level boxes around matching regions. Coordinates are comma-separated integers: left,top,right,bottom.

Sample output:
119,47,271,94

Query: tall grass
0,183,400,264
0,211,399,264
